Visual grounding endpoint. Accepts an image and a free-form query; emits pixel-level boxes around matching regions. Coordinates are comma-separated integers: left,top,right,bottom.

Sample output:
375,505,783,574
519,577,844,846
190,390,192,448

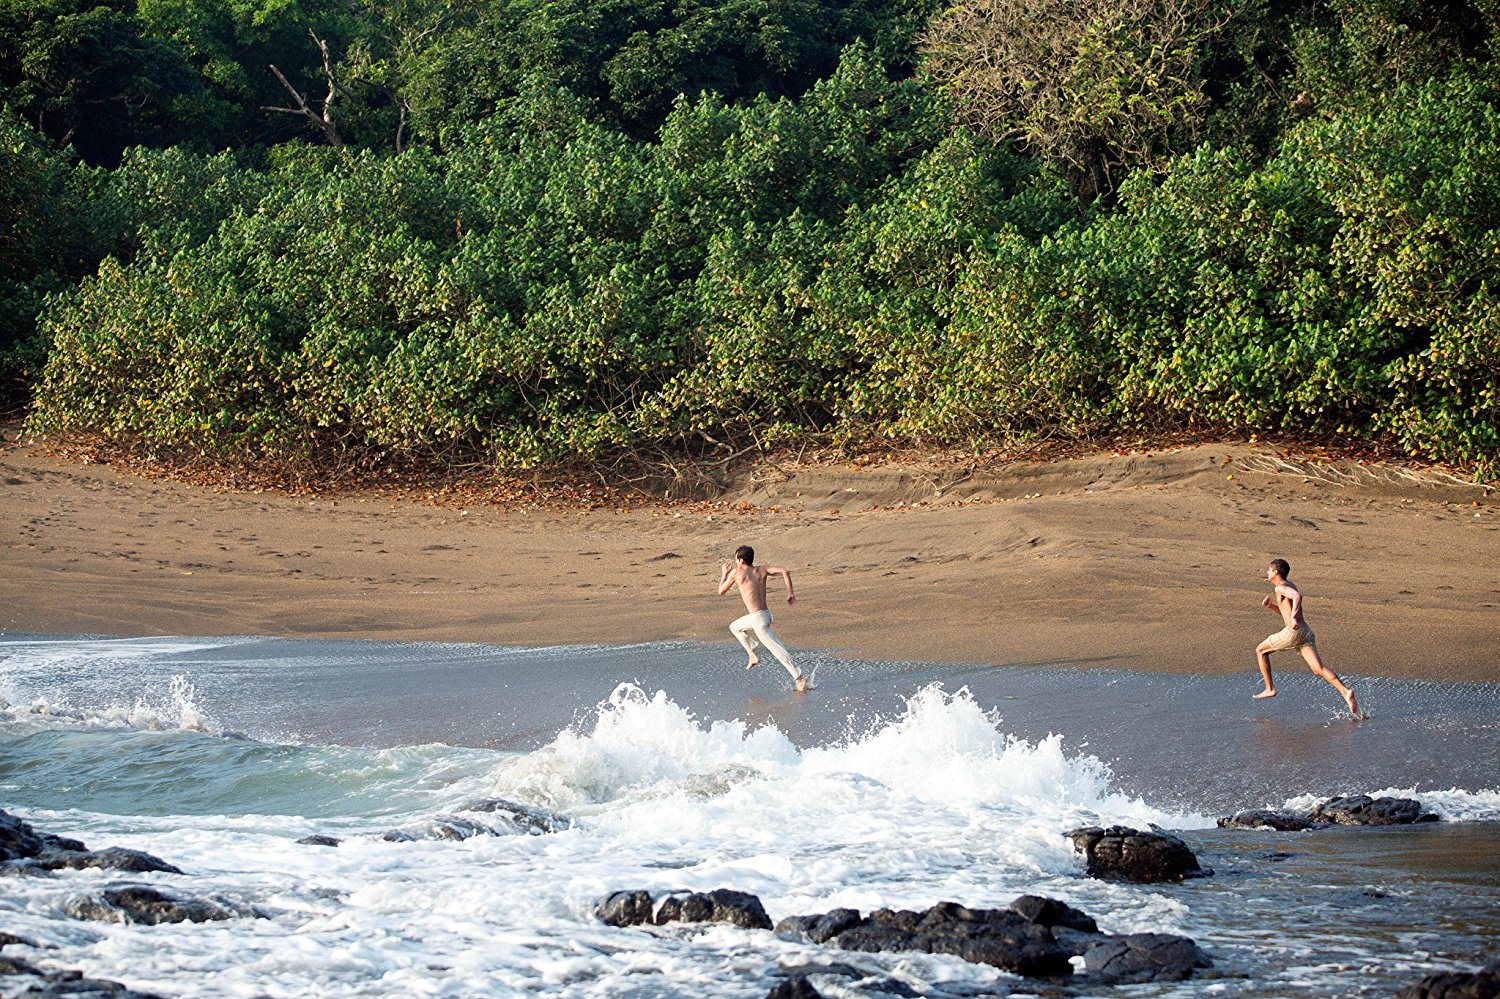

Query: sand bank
3,432,1496,683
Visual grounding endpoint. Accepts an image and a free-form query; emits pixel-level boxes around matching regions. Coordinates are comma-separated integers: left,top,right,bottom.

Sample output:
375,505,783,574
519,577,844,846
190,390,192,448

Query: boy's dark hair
1269,558,1291,578
734,545,754,565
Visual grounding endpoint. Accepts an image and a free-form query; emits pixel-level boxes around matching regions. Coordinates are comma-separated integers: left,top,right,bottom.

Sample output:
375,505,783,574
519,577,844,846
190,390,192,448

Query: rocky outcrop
763,961,1082,999
1065,826,1209,882
64,885,260,925
1,810,182,876
0,960,168,999
766,976,826,999
1082,932,1213,984
1,809,84,859
370,799,576,843
596,888,773,930
1,929,167,997
595,887,1215,986
1392,959,1500,999
776,895,1211,985
381,816,497,842
820,902,1074,978
1218,795,1437,831
296,835,342,847
1008,894,1099,933
1307,796,1436,827
1217,809,1314,832
28,847,184,875
776,908,863,945
460,798,575,834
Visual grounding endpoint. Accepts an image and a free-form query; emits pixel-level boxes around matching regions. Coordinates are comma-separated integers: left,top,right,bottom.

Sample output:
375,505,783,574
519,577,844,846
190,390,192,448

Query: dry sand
3,432,1497,683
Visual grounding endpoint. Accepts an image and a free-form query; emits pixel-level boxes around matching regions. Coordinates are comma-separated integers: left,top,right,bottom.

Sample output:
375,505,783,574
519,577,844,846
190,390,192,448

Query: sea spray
489,683,800,811
2,634,1498,998
1283,786,1500,823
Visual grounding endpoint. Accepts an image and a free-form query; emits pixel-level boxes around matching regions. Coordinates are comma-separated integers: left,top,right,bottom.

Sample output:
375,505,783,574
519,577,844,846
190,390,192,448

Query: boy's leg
730,614,761,668
1253,642,1277,698
751,618,803,686
1300,645,1358,715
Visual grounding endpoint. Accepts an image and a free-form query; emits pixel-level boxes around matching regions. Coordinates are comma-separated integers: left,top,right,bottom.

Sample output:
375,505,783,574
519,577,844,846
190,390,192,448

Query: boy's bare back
728,564,769,613
720,562,795,613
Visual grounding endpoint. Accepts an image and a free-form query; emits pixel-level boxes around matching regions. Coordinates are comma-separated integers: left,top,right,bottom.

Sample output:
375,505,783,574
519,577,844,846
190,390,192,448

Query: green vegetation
4,0,1498,478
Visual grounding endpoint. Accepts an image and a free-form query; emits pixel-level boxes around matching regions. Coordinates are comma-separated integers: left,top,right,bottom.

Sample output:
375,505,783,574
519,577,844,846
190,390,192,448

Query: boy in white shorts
1254,558,1358,715
718,545,808,692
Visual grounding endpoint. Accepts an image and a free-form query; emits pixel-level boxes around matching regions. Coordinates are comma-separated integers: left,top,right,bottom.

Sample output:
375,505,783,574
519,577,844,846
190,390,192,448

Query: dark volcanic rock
1065,826,1208,882
775,895,1211,986
381,816,496,842
0,966,167,998
1,931,168,997
380,800,575,843
596,889,655,927
296,835,342,848
767,976,826,999
2,809,181,877
656,889,773,929
775,908,863,944
1392,959,1500,999
824,902,1074,978
460,797,575,834
1,809,86,861
63,885,245,925
596,888,773,930
0,931,42,949
1009,895,1099,933
0,954,45,975
1082,932,1214,984
1307,795,1436,826
1217,809,1314,832
31,847,183,875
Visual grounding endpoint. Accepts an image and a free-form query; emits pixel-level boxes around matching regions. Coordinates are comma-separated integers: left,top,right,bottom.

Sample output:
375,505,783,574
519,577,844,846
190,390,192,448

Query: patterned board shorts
1263,626,1317,651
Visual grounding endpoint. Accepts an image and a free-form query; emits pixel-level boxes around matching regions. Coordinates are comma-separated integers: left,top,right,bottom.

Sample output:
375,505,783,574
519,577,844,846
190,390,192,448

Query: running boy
1254,558,1358,715
718,545,808,692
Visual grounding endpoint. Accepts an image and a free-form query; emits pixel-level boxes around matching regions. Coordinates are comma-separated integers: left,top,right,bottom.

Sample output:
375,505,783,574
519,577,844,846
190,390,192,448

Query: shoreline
4,432,1497,684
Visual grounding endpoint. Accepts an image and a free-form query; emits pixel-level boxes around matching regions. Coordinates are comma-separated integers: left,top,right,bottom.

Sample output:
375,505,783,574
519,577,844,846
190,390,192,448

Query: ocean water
1,633,1497,998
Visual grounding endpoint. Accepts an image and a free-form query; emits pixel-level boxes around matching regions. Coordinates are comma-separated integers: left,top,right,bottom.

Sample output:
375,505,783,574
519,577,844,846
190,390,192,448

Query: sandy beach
3,429,1496,684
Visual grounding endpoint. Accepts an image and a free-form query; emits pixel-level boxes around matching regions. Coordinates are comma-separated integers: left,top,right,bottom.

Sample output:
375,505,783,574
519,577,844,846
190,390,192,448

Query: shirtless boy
718,545,808,692
1254,558,1358,715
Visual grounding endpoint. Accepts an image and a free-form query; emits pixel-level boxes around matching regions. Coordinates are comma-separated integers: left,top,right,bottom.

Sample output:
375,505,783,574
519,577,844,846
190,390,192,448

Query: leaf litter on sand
8,422,1491,517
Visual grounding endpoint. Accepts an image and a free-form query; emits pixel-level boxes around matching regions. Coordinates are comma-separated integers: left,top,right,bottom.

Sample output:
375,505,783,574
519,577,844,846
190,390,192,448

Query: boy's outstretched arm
717,563,736,595
767,566,796,606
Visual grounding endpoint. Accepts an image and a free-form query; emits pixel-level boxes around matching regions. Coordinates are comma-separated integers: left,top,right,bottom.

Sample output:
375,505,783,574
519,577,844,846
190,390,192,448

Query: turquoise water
2,633,1497,997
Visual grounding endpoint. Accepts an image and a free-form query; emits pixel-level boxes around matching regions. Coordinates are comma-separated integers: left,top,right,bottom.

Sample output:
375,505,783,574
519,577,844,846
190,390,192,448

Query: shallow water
1,634,1497,998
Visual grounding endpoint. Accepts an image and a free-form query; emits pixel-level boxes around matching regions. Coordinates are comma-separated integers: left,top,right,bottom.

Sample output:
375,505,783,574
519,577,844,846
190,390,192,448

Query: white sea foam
0,635,243,734
0,684,1213,997
1283,786,1500,822
0,673,218,734
0,636,248,674
482,682,1211,932
4,638,1498,999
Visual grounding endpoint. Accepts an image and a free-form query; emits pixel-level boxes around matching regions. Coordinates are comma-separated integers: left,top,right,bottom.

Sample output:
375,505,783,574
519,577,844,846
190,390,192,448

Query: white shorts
729,610,801,680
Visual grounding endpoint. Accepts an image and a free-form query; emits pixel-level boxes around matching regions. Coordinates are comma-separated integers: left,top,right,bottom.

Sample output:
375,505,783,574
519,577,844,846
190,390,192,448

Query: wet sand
3,431,1497,683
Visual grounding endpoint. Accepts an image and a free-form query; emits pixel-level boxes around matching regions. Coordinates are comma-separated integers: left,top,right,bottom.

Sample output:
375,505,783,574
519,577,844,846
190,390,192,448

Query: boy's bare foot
1344,688,1359,716
745,655,759,670
1253,689,1277,699
795,676,809,692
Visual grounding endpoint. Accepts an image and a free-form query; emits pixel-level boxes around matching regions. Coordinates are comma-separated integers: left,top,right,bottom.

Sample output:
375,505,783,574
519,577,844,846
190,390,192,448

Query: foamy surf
0,674,218,741
2,633,1497,997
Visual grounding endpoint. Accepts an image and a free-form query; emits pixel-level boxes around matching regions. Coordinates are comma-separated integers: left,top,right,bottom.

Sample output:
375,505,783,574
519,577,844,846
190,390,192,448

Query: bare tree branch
265,30,350,156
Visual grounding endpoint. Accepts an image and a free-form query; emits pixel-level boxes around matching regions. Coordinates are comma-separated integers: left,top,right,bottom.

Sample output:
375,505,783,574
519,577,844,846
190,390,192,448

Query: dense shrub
14,7,1500,479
